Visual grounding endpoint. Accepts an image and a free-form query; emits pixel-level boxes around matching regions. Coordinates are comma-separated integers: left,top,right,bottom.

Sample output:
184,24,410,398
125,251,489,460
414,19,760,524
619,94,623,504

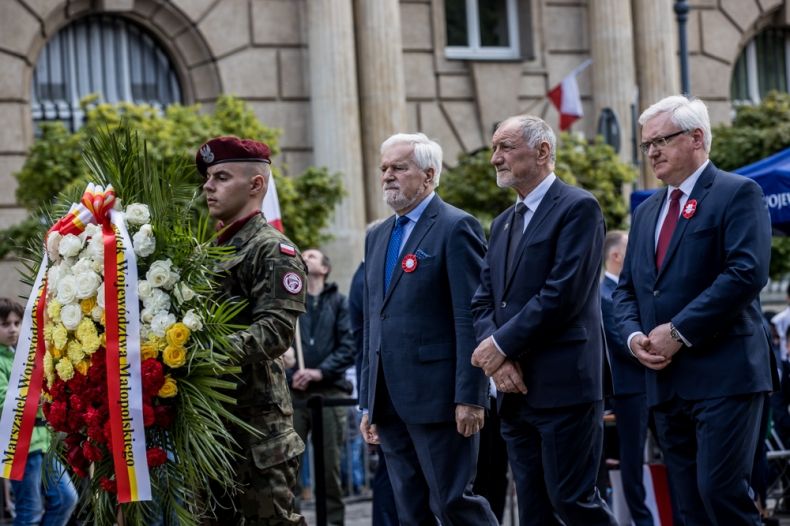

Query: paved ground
301,497,790,526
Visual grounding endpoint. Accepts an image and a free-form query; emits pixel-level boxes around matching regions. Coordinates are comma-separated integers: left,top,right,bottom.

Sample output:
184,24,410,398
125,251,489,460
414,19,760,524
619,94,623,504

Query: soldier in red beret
198,136,308,526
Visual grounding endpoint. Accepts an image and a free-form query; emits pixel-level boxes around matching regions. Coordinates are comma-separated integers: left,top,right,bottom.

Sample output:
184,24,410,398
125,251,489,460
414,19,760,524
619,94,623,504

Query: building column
632,0,680,188
353,0,407,220
307,0,366,287
589,0,637,165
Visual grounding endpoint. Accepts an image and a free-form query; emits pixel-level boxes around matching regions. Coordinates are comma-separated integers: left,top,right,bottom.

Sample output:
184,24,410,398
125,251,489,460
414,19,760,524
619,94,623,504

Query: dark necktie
507,203,527,274
384,215,410,292
656,189,683,269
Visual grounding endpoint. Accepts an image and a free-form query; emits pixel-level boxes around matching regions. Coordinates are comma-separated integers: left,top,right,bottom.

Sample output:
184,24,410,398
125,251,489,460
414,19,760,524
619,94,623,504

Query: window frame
444,0,521,60
731,28,790,105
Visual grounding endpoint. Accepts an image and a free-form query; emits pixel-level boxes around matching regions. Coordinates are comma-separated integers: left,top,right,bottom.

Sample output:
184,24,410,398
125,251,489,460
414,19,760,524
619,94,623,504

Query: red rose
146,447,167,468
69,394,85,413
143,403,155,427
66,445,88,478
82,440,103,462
141,359,165,396
48,401,68,432
99,476,117,494
154,405,175,428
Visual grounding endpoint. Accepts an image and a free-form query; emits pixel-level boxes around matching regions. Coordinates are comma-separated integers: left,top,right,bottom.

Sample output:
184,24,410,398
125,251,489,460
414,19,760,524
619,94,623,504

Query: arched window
731,27,790,104
31,15,182,131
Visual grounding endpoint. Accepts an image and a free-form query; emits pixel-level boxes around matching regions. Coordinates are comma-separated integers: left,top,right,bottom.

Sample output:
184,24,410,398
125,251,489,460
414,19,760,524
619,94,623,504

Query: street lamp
675,0,690,94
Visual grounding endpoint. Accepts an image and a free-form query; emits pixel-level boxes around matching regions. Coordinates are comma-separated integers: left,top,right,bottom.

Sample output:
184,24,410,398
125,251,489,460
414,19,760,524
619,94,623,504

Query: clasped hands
630,322,683,371
471,336,528,394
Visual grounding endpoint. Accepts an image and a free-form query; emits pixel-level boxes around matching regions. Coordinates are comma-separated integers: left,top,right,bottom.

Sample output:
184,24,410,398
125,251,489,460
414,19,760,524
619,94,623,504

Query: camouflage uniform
207,213,307,526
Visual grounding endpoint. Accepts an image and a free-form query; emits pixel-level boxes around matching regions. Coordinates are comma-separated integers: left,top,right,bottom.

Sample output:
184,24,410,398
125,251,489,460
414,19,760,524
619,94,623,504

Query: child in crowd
0,298,78,526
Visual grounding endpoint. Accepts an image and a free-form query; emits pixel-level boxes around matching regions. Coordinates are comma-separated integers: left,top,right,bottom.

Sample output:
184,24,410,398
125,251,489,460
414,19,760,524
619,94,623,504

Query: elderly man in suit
470,115,616,526
613,95,774,525
359,133,497,525
601,231,654,525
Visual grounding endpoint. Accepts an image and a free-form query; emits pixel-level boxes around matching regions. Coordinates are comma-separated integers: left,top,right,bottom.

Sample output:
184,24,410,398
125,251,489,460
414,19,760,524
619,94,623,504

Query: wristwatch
669,322,683,343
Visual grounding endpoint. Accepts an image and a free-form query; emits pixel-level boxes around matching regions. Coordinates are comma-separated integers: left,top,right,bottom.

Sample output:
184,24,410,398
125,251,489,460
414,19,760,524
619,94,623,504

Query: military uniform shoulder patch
281,271,303,294
279,243,296,256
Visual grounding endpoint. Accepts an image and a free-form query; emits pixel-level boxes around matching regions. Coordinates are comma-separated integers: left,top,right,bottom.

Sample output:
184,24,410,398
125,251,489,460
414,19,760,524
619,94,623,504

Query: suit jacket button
653,290,659,297
501,301,507,308
380,314,386,320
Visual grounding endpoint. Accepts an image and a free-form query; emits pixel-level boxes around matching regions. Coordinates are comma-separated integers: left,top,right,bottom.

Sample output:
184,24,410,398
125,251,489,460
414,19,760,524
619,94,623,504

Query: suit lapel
369,215,395,311
642,189,666,277
382,196,441,308
656,163,717,279
503,179,561,294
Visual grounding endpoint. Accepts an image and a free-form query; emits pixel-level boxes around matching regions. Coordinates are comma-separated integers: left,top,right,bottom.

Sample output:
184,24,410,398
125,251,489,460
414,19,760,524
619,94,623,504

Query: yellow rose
162,345,186,368
141,342,159,360
55,358,74,382
51,347,63,359
67,340,84,364
43,351,54,378
80,297,96,315
43,322,54,343
53,324,68,351
81,334,101,354
74,360,90,376
165,323,190,347
47,300,62,322
158,375,178,398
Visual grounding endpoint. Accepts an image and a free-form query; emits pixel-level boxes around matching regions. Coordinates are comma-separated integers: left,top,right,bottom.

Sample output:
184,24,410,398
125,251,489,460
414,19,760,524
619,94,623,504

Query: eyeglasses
639,130,688,155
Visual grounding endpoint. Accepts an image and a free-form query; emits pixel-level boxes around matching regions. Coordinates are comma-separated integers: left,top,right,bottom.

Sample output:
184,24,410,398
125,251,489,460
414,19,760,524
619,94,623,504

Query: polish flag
547,59,592,131
262,173,284,232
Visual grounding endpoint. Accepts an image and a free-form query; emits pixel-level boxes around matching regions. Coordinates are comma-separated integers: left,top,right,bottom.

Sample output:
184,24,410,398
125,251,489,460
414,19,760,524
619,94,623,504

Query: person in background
0,297,78,526
600,231,653,525
289,248,355,526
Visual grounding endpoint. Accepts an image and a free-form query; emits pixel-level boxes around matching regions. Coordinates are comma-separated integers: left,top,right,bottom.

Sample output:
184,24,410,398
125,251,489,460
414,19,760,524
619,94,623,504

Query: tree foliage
710,91,790,278
1,95,344,258
439,133,636,234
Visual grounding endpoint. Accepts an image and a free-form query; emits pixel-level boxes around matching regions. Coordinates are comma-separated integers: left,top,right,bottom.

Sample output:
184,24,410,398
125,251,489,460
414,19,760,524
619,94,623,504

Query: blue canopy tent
630,147,790,235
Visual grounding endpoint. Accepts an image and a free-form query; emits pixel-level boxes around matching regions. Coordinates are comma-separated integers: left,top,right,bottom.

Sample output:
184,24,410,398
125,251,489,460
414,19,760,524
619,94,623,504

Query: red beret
195,136,272,175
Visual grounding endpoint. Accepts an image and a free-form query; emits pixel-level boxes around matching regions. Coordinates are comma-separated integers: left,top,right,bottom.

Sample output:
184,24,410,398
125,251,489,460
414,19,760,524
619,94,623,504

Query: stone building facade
0,0,787,298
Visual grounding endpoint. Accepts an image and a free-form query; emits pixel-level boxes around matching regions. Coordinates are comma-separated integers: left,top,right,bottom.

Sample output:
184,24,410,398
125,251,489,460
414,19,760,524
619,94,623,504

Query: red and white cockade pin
401,254,418,273
682,199,697,219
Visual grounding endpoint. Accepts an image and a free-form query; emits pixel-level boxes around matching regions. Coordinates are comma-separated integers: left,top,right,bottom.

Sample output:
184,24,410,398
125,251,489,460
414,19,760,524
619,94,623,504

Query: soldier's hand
455,404,484,437
360,413,380,445
291,368,323,391
282,347,297,369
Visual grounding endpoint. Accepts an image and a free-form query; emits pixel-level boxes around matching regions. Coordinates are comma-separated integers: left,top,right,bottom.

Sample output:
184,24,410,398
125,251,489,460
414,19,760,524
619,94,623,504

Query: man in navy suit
471,115,616,526
359,133,497,525
601,231,654,525
613,95,774,525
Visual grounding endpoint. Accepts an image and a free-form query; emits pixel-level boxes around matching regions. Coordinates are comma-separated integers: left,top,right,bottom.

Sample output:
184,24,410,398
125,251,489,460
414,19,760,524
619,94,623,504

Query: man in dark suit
613,95,774,525
359,133,497,525
471,115,616,526
601,231,654,526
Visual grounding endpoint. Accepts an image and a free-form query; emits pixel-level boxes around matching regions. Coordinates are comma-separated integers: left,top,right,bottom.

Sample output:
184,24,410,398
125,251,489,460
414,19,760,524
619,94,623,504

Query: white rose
58,234,84,258
150,312,176,337
146,259,172,288
132,224,156,258
137,280,153,300
182,310,203,332
91,305,103,322
87,235,104,260
56,275,78,305
75,271,101,299
47,232,62,261
71,257,94,277
163,269,180,290
174,283,196,303
143,288,170,313
60,303,83,330
96,283,105,309
125,203,151,226
47,262,65,290
140,307,155,324
83,223,101,240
